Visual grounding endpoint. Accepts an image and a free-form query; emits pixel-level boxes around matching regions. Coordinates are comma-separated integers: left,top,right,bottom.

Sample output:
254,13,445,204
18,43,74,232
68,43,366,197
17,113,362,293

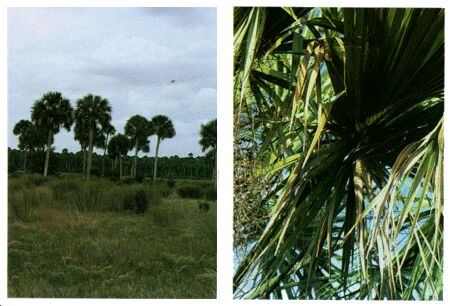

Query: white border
1,0,449,305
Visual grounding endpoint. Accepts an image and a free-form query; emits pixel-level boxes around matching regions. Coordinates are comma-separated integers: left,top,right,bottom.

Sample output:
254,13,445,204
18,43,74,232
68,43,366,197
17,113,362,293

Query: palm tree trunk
153,136,161,181
23,149,28,174
86,127,94,179
213,149,217,183
132,139,139,179
102,150,105,176
82,146,86,177
102,134,109,177
43,130,53,176
119,155,123,180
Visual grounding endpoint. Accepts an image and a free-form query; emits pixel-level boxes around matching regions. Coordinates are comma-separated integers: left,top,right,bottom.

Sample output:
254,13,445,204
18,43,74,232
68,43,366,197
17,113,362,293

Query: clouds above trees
8,7,216,157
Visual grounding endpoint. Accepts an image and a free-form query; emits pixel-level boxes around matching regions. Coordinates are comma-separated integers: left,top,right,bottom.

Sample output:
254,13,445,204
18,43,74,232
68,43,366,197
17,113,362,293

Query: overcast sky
8,7,216,157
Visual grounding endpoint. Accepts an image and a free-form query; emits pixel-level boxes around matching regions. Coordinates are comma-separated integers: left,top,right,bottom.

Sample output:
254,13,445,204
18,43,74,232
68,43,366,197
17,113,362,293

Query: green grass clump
134,189,148,214
176,185,203,199
135,173,145,183
198,201,210,212
167,177,176,189
8,175,163,215
176,181,216,201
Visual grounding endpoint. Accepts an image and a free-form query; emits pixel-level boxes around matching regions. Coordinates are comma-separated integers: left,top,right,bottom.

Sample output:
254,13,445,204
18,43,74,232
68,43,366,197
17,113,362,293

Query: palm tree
101,123,116,176
233,8,443,300
13,120,47,173
74,115,106,177
125,115,153,179
74,117,88,176
74,94,112,179
199,119,217,182
151,115,176,181
31,91,74,176
108,133,130,180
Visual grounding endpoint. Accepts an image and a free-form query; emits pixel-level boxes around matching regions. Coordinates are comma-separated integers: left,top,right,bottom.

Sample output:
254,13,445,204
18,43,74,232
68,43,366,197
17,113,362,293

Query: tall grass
8,175,165,220
176,181,216,200
8,174,217,298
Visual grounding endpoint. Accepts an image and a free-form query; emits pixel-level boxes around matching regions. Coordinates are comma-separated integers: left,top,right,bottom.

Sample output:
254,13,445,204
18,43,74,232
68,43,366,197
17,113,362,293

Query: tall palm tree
199,119,217,182
74,117,88,176
233,8,443,300
74,115,106,177
101,123,116,176
151,115,176,181
74,94,112,179
13,119,47,173
31,91,74,176
125,115,153,179
108,133,130,180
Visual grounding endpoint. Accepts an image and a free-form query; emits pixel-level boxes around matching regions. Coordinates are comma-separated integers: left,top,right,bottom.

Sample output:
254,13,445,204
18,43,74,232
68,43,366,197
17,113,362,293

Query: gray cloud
8,7,216,157
139,7,216,26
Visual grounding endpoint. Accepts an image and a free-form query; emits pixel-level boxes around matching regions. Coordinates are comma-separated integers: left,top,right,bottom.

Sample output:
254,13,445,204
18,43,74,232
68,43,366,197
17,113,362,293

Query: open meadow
8,174,216,298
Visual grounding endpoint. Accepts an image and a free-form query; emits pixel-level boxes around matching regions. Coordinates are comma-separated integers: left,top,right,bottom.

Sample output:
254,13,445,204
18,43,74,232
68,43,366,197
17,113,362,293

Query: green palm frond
233,7,444,300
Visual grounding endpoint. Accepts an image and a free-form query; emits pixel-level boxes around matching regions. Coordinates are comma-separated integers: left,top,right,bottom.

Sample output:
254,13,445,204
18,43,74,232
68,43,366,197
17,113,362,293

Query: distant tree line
11,91,217,180
8,148,215,180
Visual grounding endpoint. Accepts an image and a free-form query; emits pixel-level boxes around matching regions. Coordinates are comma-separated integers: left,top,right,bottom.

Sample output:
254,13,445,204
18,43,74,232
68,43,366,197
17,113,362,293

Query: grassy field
8,174,216,298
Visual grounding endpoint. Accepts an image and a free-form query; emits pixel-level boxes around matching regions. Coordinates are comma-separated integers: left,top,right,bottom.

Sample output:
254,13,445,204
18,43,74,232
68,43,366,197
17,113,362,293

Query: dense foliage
12,90,217,181
8,148,215,180
233,7,443,300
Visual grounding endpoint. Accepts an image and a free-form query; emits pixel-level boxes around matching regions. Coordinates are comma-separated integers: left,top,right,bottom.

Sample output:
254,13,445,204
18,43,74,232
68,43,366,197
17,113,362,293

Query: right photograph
233,7,444,300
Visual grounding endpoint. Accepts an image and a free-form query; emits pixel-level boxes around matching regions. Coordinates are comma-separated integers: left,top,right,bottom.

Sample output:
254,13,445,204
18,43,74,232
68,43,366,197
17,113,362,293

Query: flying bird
170,80,175,84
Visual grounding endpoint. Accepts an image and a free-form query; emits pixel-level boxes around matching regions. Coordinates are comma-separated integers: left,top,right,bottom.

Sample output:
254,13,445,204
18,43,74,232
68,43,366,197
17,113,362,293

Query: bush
198,201,210,212
176,185,203,199
7,175,164,215
108,175,120,183
135,173,145,183
135,189,148,214
167,177,176,189
89,168,101,177
122,177,135,185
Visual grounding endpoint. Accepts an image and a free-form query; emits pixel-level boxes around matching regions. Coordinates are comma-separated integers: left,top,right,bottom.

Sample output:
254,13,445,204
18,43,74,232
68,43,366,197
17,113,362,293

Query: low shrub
167,177,176,189
198,201,210,212
135,173,145,183
176,185,202,199
8,175,164,215
121,177,136,185
89,168,101,177
135,189,148,214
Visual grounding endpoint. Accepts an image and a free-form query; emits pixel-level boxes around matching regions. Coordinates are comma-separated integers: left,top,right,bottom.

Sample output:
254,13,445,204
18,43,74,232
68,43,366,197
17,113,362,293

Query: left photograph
7,7,217,298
